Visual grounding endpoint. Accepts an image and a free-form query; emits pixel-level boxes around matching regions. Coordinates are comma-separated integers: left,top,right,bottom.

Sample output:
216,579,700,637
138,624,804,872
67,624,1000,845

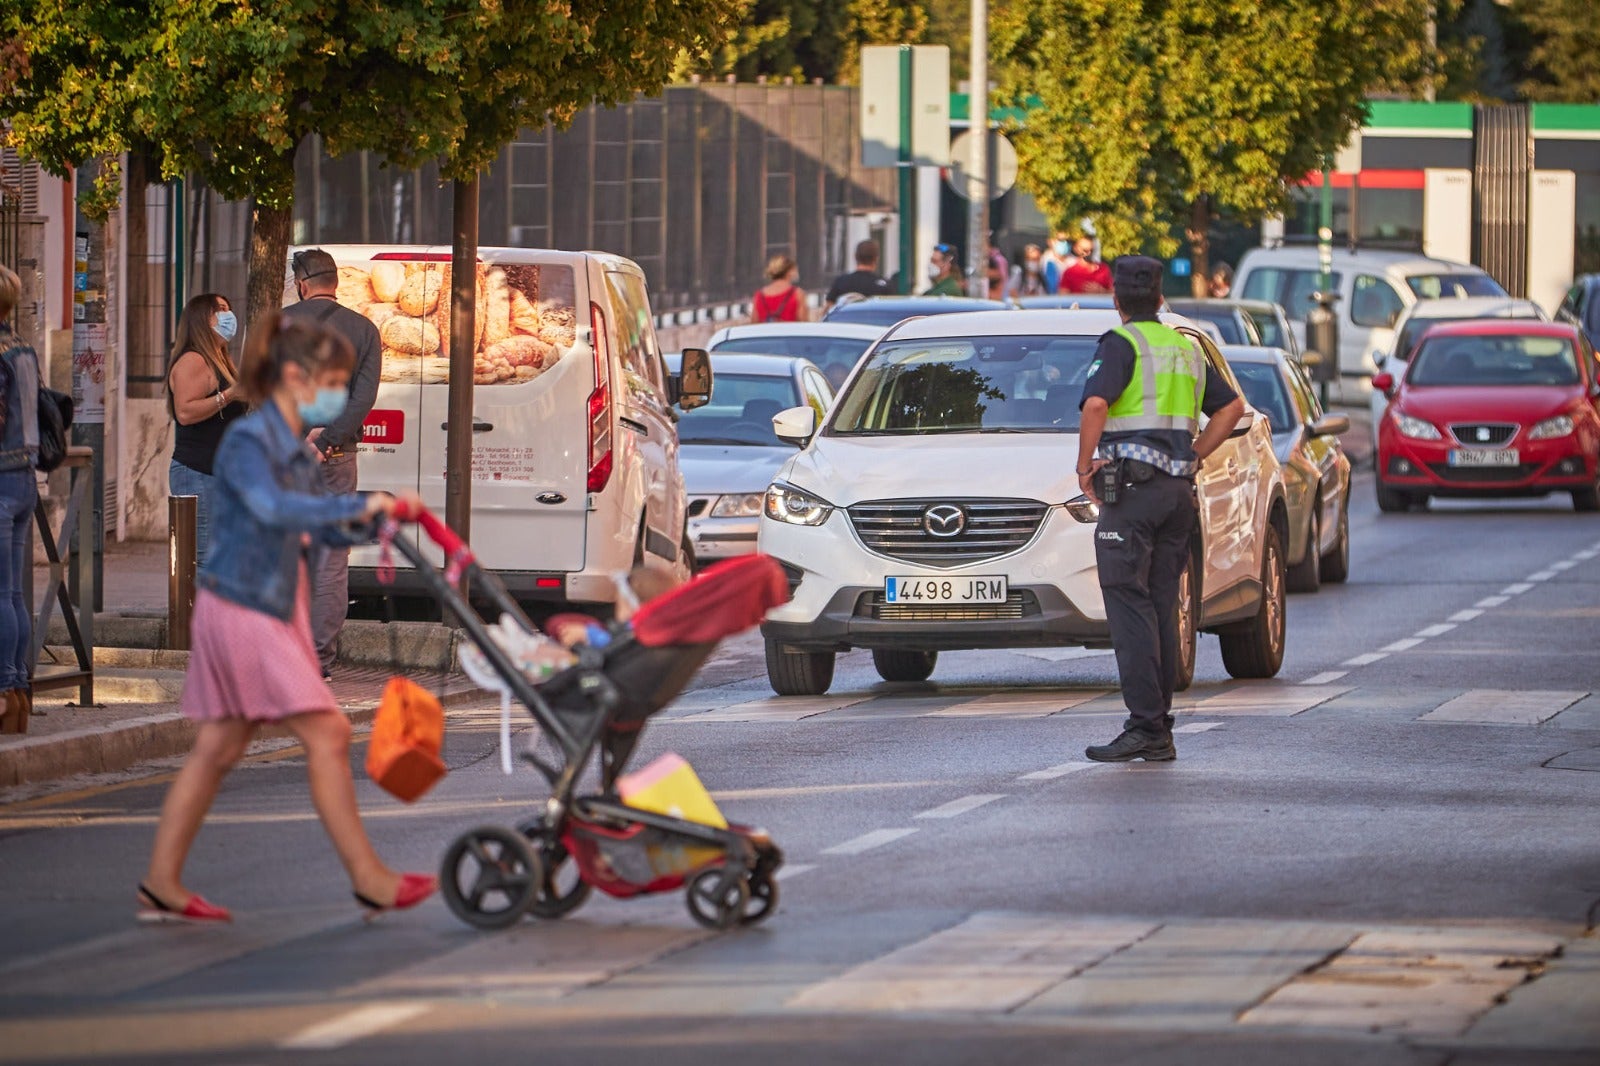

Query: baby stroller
381,504,789,931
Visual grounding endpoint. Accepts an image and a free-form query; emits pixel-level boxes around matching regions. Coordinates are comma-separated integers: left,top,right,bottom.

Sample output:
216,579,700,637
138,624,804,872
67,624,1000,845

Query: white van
283,246,710,607
1234,246,1506,396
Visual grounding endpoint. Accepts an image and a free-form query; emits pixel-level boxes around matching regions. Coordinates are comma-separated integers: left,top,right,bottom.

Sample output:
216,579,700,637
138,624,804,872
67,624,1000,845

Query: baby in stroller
545,562,682,650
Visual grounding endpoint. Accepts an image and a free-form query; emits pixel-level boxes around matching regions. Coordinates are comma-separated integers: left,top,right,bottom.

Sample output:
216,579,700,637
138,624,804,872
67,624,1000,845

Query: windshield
676,372,799,446
1183,308,1245,344
1405,273,1506,300
1246,309,1287,349
710,334,874,384
1408,334,1579,387
1240,268,1342,321
1229,362,1294,432
825,300,1003,326
1394,311,1540,362
830,335,1097,435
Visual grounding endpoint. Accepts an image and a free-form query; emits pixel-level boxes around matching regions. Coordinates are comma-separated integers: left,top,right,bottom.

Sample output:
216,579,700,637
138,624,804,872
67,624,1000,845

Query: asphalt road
2,468,1598,1066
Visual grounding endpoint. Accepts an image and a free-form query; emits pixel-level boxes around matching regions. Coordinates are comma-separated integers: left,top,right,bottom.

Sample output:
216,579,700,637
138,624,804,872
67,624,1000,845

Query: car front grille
1448,423,1518,447
857,591,1036,622
846,498,1048,568
1426,462,1539,483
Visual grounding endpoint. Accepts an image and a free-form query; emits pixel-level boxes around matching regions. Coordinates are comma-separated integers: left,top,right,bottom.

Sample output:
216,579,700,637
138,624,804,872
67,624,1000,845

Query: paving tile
1462,935,1600,1049
1421,690,1586,726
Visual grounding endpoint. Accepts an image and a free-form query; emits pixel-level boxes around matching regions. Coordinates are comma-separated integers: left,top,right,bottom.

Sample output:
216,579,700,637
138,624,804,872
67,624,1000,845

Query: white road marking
1302,671,1348,686
1449,609,1485,622
279,1003,431,1050
1415,624,1456,638
1381,637,1425,652
1010,647,1115,663
1574,549,1598,560
1173,722,1222,734
1018,763,1094,782
1342,652,1388,667
1180,685,1350,717
822,828,918,856
1473,595,1508,607
775,863,816,881
915,794,1006,820
1527,570,1557,581
927,690,1106,718
1501,582,1534,594
1550,559,1577,571
1421,689,1586,726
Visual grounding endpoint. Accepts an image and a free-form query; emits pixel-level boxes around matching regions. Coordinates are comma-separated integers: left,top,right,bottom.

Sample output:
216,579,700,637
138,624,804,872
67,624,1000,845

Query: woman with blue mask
140,314,433,924
165,293,245,561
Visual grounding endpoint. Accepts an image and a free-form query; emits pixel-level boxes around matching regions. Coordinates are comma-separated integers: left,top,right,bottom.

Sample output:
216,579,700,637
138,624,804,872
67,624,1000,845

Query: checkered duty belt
1103,443,1197,479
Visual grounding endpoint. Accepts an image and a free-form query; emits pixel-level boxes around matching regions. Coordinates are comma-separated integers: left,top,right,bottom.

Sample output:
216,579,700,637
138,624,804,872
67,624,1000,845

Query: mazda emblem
923,504,967,538
1476,427,1490,442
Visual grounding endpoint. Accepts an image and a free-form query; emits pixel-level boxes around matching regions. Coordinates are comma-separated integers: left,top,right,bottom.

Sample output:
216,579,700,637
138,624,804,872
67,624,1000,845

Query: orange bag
365,677,446,803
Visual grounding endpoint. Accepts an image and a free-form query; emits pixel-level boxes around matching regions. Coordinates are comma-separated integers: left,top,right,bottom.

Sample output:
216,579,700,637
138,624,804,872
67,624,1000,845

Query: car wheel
1319,499,1350,584
1572,480,1600,512
1173,554,1197,693
1286,503,1321,594
765,639,835,696
1219,522,1286,680
1375,479,1411,514
872,648,937,683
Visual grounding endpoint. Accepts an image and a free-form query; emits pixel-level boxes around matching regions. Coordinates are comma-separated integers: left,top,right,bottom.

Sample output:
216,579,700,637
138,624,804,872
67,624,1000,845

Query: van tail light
587,301,613,493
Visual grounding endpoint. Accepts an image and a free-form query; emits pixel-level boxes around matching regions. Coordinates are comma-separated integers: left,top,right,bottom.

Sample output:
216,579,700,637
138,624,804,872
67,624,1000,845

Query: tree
3,0,745,322
689,0,926,83
1513,0,1600,102
993,0,1442,291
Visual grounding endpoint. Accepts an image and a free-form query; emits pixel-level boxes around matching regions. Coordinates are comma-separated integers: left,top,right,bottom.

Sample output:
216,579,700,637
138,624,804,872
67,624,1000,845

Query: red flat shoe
353,873,438,918
136,883,233,924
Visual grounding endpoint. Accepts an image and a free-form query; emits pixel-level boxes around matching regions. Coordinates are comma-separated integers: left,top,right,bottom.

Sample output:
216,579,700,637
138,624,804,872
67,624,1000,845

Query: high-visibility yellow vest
1104,321,1206,434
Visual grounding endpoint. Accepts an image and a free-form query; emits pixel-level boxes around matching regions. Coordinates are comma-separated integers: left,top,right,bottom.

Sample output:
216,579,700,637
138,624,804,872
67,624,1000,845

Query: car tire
1375,479,1412,514
1286,504,1321,594
1572,482,1600,512
1319,499,1351,584
1219,522,1286,680
872,648,937,683
765,639,835,696
1173,554,1198,693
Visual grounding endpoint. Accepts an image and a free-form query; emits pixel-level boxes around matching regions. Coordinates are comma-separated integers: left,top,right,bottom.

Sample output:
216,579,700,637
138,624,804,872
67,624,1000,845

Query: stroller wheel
521,827,593,919
685,868,750,930
439,825,544,930
740,876,779,926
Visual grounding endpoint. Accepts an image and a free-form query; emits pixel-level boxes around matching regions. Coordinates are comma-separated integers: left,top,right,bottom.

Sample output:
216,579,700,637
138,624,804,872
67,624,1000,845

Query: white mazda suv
757,309,1290,696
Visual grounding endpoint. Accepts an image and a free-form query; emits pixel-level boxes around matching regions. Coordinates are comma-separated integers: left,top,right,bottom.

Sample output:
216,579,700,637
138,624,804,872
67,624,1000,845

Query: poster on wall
71,322,107,424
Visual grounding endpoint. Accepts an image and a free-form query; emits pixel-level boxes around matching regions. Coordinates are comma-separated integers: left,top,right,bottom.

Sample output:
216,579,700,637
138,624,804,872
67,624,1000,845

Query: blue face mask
214,310,238,341
297,387,347,427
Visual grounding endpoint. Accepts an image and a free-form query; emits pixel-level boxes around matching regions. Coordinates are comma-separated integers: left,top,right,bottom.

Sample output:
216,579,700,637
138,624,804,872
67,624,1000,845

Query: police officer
1076,256,1246,762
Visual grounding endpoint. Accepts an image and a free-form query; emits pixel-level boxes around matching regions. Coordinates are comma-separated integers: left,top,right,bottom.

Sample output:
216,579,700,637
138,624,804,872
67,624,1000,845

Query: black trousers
1094,472,1197,732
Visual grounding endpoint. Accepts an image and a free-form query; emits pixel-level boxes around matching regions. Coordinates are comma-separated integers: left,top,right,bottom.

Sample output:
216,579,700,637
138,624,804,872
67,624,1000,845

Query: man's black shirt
826,269,890,303
1078,315,1239,463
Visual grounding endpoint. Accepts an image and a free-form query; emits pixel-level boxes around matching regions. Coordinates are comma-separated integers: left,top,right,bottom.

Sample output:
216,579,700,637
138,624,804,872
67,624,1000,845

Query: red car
1372,320,1600,512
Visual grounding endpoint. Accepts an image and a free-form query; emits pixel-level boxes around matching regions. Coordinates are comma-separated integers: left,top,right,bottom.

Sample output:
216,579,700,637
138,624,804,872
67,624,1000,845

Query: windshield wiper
978,426,1070,433
680,437,770,446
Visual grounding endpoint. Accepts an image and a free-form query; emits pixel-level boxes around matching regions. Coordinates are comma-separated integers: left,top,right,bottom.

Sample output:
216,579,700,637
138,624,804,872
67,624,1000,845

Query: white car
707,322,887,391
1367,296,1547,448
757,310,1290,696
667,352,833,565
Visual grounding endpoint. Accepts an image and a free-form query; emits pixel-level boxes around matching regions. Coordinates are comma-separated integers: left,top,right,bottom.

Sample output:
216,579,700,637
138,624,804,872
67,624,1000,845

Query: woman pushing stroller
139,314,435,924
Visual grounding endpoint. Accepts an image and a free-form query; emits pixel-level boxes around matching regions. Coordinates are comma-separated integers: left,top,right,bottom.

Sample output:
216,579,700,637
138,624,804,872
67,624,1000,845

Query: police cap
1112,255,1163,299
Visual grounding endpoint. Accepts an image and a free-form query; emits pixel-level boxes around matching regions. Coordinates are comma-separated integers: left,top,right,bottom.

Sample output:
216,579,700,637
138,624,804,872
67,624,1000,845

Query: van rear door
414,252,591,575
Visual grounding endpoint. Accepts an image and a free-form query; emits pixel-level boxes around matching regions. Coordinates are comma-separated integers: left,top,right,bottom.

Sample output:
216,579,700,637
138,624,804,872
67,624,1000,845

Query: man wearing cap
283,248,382,679
1075,256,1246,762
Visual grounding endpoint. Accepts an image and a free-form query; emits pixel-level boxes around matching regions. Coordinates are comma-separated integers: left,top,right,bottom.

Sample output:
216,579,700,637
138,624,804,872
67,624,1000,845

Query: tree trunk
246,199,294,332
1186,196,1211,299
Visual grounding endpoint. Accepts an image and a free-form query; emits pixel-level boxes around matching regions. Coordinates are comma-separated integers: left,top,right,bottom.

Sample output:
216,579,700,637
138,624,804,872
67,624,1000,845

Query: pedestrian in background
1040,229,1076,294
825,240,890,310
1061,235,1112,294
924,243,965,296
0,266,39,735
985,246,1011,301
753,254,807,323
139,315,433,925
1075,256,1245,763
283,249,381,681
1010,244,1048,296
165,293,246,562
1209,262,1235,299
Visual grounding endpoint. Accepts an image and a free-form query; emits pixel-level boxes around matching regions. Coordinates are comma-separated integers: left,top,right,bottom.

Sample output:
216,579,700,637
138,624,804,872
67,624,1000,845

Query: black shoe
1085,727,1176,763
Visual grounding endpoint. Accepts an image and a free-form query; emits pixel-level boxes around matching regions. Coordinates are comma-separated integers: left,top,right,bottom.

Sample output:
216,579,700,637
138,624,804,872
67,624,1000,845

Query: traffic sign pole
966,0,988,294
898,45,915,295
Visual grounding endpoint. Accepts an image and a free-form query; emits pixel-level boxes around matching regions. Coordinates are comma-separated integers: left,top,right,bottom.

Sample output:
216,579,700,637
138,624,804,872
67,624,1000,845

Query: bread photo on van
285,246,712,609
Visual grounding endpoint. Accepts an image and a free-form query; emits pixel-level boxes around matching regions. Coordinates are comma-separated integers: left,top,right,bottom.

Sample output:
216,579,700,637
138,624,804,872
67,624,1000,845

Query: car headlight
763,482,833,526
1064,494,1100,523
1395,413,1442,441
1529,415,1574,440
710,492,765,518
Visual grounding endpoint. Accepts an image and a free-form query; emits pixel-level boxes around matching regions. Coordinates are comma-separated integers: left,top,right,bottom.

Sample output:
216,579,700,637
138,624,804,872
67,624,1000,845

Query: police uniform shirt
825,270,890,303
1078,315,1239,465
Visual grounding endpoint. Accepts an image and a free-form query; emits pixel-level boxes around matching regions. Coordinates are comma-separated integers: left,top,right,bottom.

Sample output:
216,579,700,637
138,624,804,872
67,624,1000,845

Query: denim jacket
199,401,369,621
0,324,41,472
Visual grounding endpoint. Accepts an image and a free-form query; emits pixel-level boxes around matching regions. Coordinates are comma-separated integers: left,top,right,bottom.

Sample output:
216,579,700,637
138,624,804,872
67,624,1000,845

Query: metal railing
28,447,96,706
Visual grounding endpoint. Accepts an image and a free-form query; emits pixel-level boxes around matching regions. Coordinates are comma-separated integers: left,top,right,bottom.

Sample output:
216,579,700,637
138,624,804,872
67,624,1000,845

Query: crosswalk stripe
1382,637,1426,652
1414,624,1456,638
1181,685,1350,717
925,690,1107,718
1421,689,1585,725
823,828,918,856
279,1003,431,1050
914,794,1005,819
1343,652,1388,666
788,913,1157,1013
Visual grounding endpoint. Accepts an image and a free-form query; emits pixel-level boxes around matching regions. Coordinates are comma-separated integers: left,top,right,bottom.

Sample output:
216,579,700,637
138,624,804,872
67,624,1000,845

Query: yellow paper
618,753,728,829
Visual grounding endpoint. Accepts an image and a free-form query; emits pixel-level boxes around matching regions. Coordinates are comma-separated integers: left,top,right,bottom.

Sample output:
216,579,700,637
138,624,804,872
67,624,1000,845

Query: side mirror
773,406,818,448
1228,409,1256,439
1371,371,1395,395
1370,351,1387,372
1311,413,1350,438
674,348,713,411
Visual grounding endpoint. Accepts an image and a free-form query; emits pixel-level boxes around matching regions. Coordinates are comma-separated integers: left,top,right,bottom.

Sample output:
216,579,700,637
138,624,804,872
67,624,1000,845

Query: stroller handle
390,499,474,564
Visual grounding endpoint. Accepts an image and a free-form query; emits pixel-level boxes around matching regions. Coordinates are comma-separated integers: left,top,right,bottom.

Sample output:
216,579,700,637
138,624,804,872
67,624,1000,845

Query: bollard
168,495,198,652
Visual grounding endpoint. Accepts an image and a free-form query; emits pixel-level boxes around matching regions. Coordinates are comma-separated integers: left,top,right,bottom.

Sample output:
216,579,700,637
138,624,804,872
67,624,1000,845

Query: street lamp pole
966,0,989,295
